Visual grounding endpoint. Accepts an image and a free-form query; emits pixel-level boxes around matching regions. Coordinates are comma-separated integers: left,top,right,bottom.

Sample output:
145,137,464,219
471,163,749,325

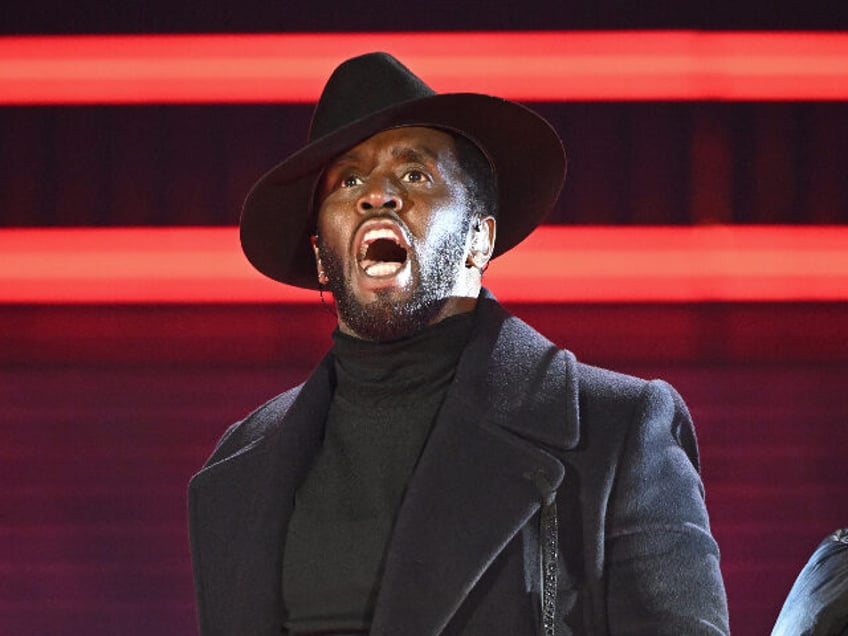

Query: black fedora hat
240,52,566,289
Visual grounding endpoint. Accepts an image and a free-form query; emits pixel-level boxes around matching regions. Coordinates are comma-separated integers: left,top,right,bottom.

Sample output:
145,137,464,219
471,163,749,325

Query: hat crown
308,52,436,141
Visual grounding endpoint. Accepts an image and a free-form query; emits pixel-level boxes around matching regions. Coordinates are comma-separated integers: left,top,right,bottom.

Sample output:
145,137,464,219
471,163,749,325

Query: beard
318,220,470,342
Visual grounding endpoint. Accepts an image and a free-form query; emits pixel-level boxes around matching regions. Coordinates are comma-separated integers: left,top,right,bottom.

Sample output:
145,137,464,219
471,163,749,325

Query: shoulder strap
526,468,559,636
539,499,559,636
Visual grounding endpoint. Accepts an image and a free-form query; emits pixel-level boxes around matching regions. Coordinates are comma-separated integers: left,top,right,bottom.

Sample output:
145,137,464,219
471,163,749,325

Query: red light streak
1,31,847,103
2,226,847,304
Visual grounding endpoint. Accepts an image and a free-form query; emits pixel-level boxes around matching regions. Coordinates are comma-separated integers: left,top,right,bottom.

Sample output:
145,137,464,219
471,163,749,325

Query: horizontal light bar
3,226,847,304
2,31,847,103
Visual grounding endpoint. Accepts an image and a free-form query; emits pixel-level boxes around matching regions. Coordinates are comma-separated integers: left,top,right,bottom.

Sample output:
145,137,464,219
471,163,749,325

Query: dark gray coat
188,291,729,635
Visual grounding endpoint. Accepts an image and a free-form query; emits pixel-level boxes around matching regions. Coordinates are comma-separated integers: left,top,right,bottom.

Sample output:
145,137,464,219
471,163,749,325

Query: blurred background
2,2,847,634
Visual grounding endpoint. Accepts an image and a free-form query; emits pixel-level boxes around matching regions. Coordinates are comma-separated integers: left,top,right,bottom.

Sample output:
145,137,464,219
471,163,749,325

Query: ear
311,234,329,285
466,216,496,270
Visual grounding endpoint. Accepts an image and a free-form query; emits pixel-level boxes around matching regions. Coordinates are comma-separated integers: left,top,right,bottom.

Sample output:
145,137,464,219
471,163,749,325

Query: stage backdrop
2,301,847,635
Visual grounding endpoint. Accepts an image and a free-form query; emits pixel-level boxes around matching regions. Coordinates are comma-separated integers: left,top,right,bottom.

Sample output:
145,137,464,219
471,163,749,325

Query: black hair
452,133,498,220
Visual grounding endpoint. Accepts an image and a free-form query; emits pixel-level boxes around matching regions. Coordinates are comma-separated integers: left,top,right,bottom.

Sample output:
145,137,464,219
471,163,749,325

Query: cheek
316,205,350,252
418,205,468,249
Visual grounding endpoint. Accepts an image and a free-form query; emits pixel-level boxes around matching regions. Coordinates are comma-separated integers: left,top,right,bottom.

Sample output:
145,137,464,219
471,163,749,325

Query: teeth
363,261,404,277
358,226,404,259
363,228,400,243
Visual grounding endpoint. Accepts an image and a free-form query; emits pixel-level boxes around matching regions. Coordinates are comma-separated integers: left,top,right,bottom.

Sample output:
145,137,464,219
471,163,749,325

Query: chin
338,289,449,342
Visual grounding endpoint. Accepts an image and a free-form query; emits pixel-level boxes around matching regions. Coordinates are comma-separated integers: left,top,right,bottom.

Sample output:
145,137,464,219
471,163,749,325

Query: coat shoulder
563,360,693,473
569,359,698,468
202,384,304,468
575,360,689,427
576,361,647,402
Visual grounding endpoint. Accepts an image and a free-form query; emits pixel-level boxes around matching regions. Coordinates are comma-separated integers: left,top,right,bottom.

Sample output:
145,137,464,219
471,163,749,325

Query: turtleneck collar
330,311,474,409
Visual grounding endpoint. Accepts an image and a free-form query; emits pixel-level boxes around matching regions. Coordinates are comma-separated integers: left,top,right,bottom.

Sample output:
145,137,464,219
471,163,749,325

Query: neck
331,311,475,406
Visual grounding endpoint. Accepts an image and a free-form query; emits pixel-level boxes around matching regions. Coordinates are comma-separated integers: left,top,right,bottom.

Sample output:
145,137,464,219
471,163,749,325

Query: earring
318,280,337,317
318,270,329,285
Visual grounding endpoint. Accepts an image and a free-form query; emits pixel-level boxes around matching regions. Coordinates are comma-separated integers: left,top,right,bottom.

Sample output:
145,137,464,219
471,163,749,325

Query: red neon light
2,226,847,304
1,32,847,103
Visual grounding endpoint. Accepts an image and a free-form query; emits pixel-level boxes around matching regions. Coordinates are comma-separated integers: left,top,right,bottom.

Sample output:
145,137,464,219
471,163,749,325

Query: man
189,52,729,635
772,528,848,635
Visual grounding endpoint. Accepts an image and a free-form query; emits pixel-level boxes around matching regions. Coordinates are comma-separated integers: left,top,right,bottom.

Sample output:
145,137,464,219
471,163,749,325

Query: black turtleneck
283,312,474,634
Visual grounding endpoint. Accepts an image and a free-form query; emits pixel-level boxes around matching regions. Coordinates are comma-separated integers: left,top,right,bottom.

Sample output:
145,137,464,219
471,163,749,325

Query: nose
357,177,403,214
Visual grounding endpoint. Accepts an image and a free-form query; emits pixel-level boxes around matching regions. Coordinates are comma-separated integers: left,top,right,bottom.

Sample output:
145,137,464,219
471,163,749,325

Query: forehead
330,126,458,165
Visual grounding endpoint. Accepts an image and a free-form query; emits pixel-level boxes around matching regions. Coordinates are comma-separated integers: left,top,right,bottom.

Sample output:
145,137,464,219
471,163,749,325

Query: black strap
539,499,558,636
526,468,559,636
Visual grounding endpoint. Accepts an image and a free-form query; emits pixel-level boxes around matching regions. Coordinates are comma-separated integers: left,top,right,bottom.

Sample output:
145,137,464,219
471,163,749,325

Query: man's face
314,126,481,341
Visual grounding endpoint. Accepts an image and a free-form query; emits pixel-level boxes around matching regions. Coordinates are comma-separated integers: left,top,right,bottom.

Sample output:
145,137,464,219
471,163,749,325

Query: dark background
2,2,847,634
4,0,848,33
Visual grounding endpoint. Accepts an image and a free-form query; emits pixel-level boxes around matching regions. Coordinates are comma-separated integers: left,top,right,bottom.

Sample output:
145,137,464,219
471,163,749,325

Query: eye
401,169,430,184
341,174,364,188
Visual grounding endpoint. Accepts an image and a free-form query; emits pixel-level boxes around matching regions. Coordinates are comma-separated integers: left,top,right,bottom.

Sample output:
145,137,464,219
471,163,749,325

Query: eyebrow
390,145,439,164
331,144,441,168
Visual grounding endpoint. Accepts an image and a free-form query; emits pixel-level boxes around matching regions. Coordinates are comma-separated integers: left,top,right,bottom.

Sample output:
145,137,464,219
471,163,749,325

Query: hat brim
240,93,566,290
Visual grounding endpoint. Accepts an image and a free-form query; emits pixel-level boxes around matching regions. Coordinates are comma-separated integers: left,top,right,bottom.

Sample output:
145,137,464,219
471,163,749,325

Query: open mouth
357,225,409,277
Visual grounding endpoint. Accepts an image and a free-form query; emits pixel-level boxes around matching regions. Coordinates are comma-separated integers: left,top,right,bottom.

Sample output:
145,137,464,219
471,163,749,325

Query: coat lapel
372,291,581,635
188,359,334,635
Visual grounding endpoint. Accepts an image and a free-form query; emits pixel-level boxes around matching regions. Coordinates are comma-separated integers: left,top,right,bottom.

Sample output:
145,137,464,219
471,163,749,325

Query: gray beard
318,229,468,342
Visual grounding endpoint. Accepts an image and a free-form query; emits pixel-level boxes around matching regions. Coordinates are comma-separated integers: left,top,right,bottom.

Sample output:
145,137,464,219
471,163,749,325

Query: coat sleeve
604,380,729,635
